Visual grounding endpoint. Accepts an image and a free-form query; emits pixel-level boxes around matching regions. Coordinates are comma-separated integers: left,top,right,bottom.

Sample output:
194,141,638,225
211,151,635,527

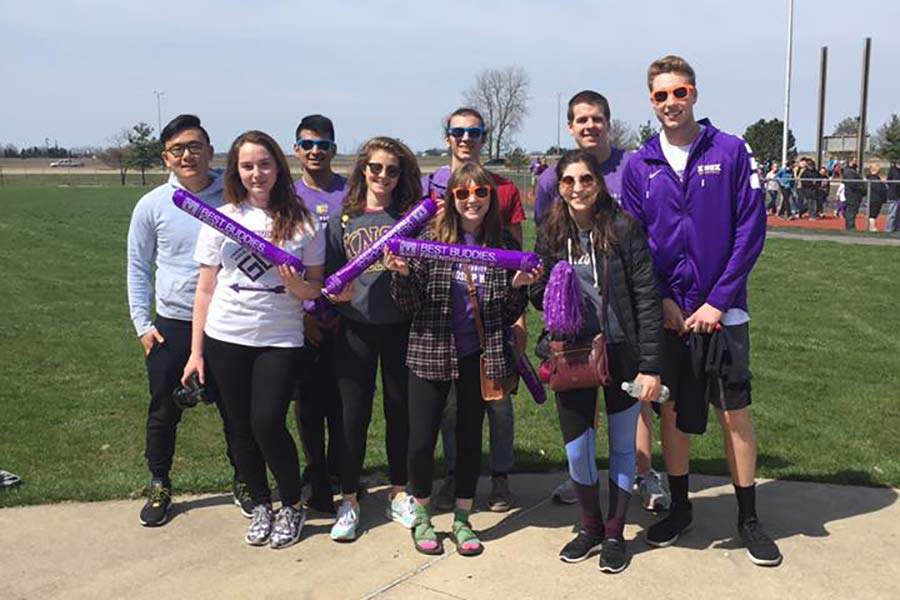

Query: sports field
0,185,898,508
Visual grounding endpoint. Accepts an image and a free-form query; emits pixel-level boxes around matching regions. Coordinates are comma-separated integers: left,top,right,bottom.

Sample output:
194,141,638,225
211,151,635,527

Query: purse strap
462,265,487,350
568,232,610,334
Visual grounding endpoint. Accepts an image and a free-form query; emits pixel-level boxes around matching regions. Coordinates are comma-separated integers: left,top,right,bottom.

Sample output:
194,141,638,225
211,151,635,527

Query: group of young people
126,54,783,573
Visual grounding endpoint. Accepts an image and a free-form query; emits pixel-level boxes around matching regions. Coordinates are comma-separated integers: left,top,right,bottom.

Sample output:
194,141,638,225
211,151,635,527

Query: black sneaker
559,530,604,563
139,479,172,527
598,538,629,573
739,518,783,567
232,480,254,519
645,504,692,547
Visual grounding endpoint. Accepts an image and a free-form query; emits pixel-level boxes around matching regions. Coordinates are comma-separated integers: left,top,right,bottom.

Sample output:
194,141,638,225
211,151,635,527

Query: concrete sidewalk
2,473,897,599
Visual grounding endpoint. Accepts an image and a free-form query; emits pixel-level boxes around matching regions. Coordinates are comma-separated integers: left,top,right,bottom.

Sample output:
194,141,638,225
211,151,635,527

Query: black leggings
334,318,410,495
408,353,486,500
294,335,343,489
204,335,303,506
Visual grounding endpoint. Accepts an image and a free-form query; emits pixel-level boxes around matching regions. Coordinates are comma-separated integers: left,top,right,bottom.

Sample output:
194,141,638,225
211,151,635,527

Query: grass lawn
1,185,898,507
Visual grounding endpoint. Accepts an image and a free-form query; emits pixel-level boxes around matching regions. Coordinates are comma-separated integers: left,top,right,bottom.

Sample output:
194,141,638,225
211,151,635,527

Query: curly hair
343,137,422,218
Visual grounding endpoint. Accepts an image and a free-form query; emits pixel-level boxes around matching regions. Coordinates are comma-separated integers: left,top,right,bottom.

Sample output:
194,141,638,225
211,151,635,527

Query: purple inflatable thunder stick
172,189,304,272
516,351,547,405
385,237,543,272
323,198,439,296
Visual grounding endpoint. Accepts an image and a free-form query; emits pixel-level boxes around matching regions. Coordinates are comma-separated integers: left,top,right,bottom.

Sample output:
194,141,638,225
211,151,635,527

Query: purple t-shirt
294,174,347,224
533,147,632,224
451,233,487,358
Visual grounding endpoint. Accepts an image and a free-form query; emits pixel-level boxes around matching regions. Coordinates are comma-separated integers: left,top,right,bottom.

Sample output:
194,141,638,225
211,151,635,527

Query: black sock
573,481,603,536
669,474,690,511
734,483,757,525
491,471,507,479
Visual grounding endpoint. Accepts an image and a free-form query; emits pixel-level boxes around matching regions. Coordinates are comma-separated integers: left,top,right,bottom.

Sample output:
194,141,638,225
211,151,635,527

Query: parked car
50,158,85,168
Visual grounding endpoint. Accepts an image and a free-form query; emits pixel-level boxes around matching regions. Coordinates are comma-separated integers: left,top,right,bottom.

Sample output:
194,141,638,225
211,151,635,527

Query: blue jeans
440,385,515,475
886,200,900,232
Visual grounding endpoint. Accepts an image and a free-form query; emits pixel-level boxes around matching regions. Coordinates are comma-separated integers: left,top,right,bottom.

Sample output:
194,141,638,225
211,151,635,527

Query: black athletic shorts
661,323,752,435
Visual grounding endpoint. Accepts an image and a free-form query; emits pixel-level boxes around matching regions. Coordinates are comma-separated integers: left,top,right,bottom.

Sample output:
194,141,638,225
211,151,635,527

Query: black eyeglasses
367,162,401,178
446,127,485,140
296,139,336,152
165,142,206,158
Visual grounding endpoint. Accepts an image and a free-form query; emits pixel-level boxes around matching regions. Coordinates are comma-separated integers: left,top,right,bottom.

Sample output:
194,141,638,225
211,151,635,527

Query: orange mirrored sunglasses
651,84,695,104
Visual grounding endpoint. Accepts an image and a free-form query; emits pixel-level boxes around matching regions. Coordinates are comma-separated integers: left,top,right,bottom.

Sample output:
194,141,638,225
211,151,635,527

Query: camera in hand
173,373,211,409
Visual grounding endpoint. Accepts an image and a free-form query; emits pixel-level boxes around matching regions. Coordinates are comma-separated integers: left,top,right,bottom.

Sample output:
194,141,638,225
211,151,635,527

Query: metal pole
556,92,561,153
815,47,828,168
153,91,165,135
781,0,794,166
856,38,871,168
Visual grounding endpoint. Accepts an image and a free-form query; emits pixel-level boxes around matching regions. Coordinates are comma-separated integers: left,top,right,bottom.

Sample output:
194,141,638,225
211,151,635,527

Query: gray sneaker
434,475,455,512
551,478,578,505
487,476,513,512
245,503,274,546
270,505,306,549
637,470,671,512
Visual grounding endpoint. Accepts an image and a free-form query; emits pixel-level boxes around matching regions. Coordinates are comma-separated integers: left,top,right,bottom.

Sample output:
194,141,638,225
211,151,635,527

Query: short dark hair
294,114,335,141
444,107,486,132
567,91,610,123
159,114,209,145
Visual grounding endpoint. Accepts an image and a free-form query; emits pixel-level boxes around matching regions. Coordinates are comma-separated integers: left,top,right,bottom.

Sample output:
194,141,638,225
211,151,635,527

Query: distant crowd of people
763,157,900,232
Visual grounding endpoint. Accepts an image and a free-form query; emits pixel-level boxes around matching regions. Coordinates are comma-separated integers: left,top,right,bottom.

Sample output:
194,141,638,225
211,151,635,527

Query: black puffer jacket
530,208,663,375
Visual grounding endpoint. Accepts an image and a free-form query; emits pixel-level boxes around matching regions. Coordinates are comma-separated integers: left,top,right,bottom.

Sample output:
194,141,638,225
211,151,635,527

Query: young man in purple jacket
621,55,782,567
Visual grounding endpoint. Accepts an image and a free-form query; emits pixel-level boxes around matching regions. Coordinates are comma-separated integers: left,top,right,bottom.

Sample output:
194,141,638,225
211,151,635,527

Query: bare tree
463,66,530,161
99,129,132,186
609,119,638,150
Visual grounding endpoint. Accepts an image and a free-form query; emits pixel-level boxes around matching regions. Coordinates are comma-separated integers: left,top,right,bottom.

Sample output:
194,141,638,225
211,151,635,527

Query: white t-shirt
194,202,325,348
660,125,749,326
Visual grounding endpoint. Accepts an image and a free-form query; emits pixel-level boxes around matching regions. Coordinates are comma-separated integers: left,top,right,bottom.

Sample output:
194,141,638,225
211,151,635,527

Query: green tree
544,145,566,156
127,122,162,186
743,118,796,165
877,114,900,163
832,115,865,136
638,120,658,146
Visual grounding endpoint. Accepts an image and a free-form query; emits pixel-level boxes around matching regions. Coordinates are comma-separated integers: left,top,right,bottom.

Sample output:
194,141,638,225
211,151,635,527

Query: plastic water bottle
620,379,670,403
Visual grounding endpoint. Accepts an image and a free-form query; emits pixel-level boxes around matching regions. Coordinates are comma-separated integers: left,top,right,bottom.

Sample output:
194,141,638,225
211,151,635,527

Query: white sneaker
386,492,417,529
551,478,578,505
330,501,359,542
637,470,671,512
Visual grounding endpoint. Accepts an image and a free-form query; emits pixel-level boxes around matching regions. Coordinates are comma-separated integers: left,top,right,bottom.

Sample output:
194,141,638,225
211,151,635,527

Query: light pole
781,0,794,166
556,92,561,153
153,90,165,135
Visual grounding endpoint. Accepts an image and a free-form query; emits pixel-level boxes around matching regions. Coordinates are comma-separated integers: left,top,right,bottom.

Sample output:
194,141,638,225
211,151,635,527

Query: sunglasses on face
451,185,492,201
651,84,695,104
366,162,401,178
446,127,485,141
559,174,596,189
296,139,336,152
165,142,206,158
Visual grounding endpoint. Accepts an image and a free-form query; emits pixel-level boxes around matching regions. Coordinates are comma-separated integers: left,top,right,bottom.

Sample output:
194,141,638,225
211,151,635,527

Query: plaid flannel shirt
390,231,528,382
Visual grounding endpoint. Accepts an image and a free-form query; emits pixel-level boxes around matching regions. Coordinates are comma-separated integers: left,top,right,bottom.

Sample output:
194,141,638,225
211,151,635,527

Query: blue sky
2,0,897,153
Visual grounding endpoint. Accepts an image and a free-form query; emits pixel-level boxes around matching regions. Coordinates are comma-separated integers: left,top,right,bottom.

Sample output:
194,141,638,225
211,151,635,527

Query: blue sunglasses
296,139,336,152
446,127,485,140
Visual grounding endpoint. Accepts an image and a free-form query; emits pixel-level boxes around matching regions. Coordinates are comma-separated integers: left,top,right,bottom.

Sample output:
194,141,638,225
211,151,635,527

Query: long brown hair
343,137,421,218
224,130,314,247
432,162,502,247
541,149,618,259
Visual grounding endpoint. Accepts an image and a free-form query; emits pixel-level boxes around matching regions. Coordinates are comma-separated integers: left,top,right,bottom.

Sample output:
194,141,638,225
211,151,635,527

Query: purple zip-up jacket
620,119,766,315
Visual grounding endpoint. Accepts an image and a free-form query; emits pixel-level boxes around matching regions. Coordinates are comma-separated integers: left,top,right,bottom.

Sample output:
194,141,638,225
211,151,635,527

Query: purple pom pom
543,260,583,336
